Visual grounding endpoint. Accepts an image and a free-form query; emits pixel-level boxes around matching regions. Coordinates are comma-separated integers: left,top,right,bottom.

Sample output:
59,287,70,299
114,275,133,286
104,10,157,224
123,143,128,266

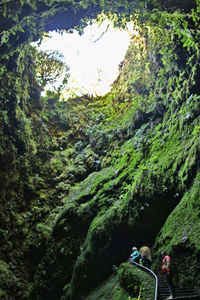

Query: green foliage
32,48,70,91
0,259,31,299
56,7,200,297
117,263,141,297
84,274,129,300
1,1,200,299
155,173,200,250
117,263,155,299
153,171,200,290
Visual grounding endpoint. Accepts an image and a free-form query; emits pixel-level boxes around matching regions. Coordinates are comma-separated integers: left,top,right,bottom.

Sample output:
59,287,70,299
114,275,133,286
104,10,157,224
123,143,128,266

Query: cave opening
31,15,131,100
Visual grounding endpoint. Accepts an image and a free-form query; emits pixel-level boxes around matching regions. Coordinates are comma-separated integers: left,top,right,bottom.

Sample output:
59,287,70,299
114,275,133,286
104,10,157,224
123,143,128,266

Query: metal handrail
129,260,158,300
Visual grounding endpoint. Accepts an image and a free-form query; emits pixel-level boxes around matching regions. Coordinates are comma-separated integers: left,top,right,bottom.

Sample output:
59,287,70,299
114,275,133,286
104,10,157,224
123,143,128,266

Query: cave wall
33,7,200,298
0,0,200,299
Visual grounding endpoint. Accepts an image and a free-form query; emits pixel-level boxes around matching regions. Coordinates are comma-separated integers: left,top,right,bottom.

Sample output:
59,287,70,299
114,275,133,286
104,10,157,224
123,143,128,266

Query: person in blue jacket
130,247,140,263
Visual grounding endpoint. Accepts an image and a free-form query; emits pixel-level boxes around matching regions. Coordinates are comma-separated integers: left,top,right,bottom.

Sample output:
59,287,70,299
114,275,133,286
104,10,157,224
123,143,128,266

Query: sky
33,19,131,98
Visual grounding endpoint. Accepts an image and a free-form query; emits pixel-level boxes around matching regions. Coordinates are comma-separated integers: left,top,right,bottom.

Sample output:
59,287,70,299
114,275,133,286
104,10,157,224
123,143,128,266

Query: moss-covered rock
117,263,155,299
1,1,200,300
84,274,129,300
153,171,200,293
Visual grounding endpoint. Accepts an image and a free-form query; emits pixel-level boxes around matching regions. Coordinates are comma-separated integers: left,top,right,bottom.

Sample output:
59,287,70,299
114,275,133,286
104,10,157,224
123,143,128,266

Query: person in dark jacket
139,246,152,269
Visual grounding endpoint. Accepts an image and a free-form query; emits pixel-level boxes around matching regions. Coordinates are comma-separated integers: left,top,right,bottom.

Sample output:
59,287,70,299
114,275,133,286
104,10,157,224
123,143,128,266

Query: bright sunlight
33,19,131,99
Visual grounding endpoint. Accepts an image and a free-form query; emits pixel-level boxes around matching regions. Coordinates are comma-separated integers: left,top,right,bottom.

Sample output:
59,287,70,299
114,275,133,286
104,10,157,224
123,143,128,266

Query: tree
33,49,70,91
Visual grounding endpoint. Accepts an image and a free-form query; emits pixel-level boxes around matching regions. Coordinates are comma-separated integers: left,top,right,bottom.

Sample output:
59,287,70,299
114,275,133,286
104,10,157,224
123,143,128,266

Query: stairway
158,275,200,300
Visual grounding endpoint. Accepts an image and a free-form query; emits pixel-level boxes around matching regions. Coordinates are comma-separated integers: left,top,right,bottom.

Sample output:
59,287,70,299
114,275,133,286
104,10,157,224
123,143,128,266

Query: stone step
159,293,199,298
157,276,200,300
159,289,199,294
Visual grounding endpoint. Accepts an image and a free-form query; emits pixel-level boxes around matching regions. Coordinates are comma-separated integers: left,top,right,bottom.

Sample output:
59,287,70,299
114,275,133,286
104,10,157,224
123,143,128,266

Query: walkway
158,275,200,300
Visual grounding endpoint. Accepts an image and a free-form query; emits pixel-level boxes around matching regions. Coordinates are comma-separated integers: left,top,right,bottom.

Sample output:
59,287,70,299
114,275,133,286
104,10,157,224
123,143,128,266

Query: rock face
157,0,196,10
0,1,200,299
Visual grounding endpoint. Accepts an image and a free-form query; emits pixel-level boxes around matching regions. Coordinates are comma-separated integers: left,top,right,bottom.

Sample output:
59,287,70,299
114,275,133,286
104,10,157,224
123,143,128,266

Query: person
161,250,175,299
130,247,140,263
139,246,152,269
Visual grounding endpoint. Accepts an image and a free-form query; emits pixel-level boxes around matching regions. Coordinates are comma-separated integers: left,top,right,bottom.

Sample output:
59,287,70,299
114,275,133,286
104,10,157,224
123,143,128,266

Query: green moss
0,260,30,299
154,173,200,248
84,274,129,300
1,1,200,300
153,172,200,290
117,263,155,300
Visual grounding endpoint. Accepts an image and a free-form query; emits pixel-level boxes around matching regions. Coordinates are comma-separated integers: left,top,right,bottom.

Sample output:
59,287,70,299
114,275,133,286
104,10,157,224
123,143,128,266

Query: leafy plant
32,48,70,92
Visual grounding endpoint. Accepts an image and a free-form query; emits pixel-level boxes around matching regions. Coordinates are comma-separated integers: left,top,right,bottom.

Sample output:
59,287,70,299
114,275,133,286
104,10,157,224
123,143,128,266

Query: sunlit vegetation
32,48,70,92
0,0,200,299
